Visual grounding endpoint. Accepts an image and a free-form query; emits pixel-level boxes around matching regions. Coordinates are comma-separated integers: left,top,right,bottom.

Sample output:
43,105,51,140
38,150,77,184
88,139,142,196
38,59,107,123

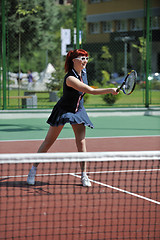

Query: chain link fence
1,0,160,109
83,0,160,108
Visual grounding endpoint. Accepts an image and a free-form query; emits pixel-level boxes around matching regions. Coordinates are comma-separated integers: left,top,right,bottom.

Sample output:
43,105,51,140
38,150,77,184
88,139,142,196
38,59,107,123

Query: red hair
65,49,88,72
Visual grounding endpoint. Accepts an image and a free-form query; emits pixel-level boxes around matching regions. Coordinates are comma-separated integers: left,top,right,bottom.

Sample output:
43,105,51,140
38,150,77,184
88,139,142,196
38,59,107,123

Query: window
90,0,100,3
115,20,127,32
152,16,160,29
89,23,100,34
130,18,143,31
102,21,112,33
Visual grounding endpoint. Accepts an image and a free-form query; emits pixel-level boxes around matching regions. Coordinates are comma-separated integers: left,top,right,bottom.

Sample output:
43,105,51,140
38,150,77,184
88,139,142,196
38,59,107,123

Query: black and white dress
47,68,94,129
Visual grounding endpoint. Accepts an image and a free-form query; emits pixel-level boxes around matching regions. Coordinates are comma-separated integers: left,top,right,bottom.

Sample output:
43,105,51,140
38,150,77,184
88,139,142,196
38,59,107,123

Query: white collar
72,68,86,79
72,69,79,79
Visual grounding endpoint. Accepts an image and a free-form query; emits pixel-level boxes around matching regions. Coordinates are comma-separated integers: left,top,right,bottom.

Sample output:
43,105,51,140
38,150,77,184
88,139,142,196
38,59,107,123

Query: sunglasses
74,56,89,61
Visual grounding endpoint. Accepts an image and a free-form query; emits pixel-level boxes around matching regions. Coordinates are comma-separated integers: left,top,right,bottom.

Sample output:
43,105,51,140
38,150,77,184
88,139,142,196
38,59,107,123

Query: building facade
85,0,160,74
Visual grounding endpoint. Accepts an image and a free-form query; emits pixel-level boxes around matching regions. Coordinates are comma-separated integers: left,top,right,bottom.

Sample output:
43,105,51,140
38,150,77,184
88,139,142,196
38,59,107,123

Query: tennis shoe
81,175,91,187
27,167,36,185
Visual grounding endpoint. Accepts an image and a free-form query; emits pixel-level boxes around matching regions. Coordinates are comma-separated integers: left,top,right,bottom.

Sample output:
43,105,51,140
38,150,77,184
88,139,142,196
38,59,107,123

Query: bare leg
33,125,64,167
27,125,64,185
71,124,91,187
71,123,87,172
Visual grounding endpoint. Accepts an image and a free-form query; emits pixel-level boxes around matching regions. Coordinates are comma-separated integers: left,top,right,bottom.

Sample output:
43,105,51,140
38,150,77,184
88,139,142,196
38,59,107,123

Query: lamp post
121,36,132,76
145,0,150,108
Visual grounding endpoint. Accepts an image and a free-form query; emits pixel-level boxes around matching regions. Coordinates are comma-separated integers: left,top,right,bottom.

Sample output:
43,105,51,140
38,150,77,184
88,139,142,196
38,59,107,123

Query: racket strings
123,72,136,94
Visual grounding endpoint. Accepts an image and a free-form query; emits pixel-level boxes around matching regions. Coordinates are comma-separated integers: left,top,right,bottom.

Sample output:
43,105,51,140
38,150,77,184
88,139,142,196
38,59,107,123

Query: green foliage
150,80,160,90
3,0,86,73
87,45,113,86
46,64,65,91
83,93,89,103
136,80,160,91
57,87,63,98
101,70,110,86
16,3,43,16
101,46,112,60
102,84,121,106
132,37,146,61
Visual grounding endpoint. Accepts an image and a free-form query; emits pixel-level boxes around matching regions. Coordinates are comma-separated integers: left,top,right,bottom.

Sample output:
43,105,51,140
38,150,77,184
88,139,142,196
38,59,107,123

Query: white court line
0,135,160,142
1,169,159,205
0,168,159,179
71,173,160,205
87,168,160,174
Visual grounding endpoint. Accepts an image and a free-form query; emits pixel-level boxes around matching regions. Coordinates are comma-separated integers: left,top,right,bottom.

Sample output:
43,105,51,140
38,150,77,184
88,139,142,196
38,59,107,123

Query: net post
2,0,7,110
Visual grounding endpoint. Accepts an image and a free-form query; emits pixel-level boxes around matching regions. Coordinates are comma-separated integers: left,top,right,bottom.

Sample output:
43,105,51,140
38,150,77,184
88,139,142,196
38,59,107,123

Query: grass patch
1,88,160,109
84,88,160,108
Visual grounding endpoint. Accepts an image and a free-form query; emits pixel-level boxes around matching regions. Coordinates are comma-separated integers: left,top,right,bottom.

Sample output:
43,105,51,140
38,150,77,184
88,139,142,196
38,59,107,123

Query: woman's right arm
66,76,118,95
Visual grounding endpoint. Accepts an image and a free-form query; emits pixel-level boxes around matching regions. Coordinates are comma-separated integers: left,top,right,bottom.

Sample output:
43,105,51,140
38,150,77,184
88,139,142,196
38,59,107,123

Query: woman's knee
76,138,86,152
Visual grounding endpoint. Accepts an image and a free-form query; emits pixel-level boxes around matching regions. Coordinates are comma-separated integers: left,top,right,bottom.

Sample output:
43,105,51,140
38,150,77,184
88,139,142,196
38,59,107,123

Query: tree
1,0,86,73
132,37,147,76
101,46,112,85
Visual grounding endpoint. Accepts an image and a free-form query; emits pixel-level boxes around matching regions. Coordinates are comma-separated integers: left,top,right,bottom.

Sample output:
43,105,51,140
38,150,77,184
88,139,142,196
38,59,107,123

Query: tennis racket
116,70,137,95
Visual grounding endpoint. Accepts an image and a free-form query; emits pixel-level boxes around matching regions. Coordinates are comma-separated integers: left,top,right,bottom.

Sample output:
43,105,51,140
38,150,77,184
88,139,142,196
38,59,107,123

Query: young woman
27,49,118,187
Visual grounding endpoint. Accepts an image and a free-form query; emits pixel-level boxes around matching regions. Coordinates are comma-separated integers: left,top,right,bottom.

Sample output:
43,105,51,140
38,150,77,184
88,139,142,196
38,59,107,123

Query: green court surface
0,115,160,141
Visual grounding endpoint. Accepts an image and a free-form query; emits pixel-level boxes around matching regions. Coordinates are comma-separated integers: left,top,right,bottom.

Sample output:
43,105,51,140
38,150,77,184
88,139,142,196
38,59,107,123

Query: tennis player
27,49,118,187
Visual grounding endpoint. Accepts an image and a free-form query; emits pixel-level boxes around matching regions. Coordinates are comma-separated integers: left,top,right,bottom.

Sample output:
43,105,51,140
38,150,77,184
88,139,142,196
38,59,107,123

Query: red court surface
0,159,160,240
0,136,160,239
0,136,160,153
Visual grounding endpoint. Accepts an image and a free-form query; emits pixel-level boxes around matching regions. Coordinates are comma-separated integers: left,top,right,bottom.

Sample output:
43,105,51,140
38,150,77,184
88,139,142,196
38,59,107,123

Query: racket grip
116,88,120,92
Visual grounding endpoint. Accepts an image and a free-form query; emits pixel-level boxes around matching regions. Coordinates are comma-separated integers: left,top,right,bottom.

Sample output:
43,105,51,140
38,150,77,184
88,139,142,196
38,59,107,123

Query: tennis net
0,151,160,240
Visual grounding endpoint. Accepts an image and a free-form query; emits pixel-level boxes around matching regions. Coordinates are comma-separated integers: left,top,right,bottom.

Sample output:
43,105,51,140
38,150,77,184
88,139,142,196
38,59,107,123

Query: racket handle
116,88,120,92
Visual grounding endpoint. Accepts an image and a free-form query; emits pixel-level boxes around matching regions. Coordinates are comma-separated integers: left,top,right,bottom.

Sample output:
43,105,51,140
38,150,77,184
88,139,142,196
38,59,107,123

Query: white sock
81,172,87,178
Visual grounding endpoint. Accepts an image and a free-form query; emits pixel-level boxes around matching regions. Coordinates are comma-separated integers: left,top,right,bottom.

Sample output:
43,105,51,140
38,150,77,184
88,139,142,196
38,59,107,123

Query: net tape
0,151,159,164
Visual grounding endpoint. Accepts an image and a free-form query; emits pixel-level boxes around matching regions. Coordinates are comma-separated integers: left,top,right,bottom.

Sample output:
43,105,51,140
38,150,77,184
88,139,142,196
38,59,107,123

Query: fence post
76,0,80,49
145,0,150,108
2,0,7,109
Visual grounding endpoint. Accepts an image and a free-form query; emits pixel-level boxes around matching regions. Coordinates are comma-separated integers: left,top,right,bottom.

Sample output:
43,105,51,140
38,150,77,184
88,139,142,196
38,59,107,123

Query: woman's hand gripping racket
116,70,137,95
